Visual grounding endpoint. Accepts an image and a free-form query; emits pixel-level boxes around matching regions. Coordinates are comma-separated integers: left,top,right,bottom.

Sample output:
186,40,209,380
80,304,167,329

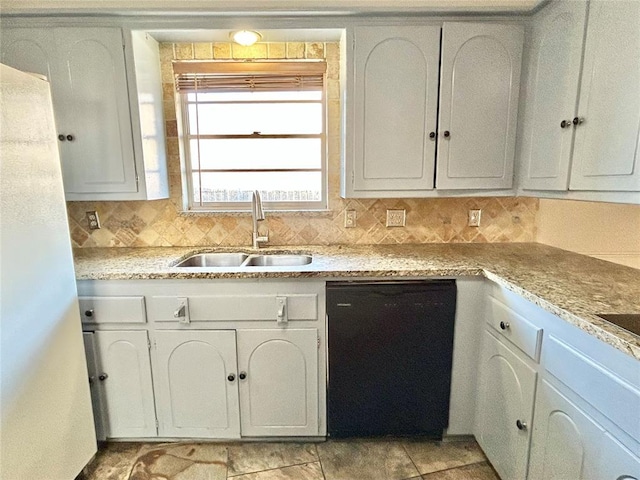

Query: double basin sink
174,252,312,268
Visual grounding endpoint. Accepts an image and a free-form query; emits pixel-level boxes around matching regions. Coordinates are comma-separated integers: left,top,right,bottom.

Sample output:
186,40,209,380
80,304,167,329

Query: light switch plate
386,209,406,227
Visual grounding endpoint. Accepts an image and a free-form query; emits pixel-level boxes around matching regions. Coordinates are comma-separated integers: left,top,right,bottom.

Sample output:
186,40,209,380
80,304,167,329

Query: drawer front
487,297,542,361
79,296,146,324
545,335,640,443
147,294,318,323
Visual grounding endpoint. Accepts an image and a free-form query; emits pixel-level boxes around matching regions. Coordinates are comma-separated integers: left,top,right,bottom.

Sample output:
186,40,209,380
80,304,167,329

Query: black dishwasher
327,280,456,438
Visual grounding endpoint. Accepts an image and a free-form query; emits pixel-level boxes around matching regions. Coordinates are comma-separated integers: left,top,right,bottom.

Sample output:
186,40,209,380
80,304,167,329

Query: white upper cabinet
57,29,139,196
342,22,523,198
437,23,524,190
520,0,587,191
570,0,640,192
350,26,440,195
520,0,640,200
0,27,168,201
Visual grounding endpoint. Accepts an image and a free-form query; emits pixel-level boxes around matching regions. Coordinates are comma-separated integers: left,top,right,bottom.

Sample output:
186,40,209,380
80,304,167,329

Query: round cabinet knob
443,131,451,138
98,373,108,381
573,117,584,126
429,131,436,139
499,321,510,330
84,309,94,318
66,134,74,142
58,134,66,141
560,120,572,129
239,372,247,380
516,419,527,431
227,374,236,382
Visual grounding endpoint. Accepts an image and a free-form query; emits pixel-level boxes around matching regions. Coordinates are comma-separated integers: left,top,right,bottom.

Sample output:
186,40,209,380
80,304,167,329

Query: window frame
175,60,328,213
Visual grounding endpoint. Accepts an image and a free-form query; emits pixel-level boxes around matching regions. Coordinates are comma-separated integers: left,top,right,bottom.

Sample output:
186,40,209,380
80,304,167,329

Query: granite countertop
73,243,640,360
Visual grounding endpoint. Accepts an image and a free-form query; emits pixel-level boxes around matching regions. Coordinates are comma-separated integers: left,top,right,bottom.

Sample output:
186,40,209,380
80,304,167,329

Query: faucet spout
251,190,268,248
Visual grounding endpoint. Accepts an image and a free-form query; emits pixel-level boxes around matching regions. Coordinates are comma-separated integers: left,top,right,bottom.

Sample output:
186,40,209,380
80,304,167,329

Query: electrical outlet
86,211,101,230
344,210,357,228
386,209,406,227
468,209,482,227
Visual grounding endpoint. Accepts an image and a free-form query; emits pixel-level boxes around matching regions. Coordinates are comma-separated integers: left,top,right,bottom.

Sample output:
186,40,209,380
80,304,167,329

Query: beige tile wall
66,41,538,248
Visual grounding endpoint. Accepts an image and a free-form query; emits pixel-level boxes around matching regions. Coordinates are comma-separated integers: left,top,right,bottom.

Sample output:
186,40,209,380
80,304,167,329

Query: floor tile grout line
421,459,493,477
227,459,323,478
315,443,327,480
400,441,423,479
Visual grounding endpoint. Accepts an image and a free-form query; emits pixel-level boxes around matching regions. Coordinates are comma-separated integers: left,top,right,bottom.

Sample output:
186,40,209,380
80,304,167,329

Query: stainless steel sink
243,254,313,267
174,252,312,268
175,253,249,267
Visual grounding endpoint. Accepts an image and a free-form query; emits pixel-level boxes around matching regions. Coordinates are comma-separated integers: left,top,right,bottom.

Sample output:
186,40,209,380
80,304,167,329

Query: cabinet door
53,28,138,195
94,330,157,438
0,28,57,82
237,329,318,436
153,330,240,438
437,23,523,190
82,333,107,441
475,331,536,480
528,380,602,480
520,0,587,191
597,432,640,480
570,1,640,192
352,26,440,193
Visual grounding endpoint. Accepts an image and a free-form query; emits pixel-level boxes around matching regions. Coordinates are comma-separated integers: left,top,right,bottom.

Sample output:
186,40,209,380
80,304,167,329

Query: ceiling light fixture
231,30,262,47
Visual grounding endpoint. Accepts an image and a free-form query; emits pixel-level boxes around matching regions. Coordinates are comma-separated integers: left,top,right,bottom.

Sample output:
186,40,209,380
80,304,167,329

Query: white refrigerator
0,64,97,479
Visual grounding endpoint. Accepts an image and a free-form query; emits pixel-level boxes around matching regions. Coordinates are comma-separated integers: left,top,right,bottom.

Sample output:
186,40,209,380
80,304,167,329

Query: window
174,61,327,211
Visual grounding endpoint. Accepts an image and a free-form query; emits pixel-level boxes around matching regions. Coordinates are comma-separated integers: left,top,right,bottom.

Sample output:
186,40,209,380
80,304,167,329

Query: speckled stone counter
73,243,640,360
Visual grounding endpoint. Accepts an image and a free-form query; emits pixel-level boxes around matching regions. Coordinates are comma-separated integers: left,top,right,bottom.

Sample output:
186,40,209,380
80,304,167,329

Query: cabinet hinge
147,338,152,350
317,337,321,349
155,418,159,430
135,174,140,186
352,35,355,51
351,170,355,187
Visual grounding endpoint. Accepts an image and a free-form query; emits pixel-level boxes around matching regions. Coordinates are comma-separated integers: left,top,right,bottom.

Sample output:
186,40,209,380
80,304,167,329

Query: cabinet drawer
79,296,146,324
545,335,640,443
486,297,542,361
147,294,318,323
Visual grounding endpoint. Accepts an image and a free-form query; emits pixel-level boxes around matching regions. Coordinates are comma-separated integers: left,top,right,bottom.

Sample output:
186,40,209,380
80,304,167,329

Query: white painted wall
536,199,640,269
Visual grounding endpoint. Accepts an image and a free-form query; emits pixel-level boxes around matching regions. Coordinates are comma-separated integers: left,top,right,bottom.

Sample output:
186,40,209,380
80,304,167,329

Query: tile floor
79,438,499,480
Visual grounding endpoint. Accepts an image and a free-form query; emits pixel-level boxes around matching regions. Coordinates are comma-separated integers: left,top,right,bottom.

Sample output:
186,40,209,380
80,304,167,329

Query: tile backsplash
66,41,538,248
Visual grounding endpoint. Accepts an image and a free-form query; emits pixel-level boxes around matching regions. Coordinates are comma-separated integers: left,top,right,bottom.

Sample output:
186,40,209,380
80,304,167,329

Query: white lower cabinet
597,432,640,480
154,330,240,438
483,283,640,480
528,380,603,479
152,328,319,439
475,330,536,480
82,333,107,441
78,278,326,440
92,330,157,438
237,329,318,437
529,380,640,480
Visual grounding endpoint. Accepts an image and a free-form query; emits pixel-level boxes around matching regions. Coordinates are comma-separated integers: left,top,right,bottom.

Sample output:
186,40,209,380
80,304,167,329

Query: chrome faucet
251,190,269,248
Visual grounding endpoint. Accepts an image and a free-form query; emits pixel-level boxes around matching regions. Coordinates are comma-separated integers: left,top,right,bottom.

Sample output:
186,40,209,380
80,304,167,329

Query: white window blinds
173,61,326,93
